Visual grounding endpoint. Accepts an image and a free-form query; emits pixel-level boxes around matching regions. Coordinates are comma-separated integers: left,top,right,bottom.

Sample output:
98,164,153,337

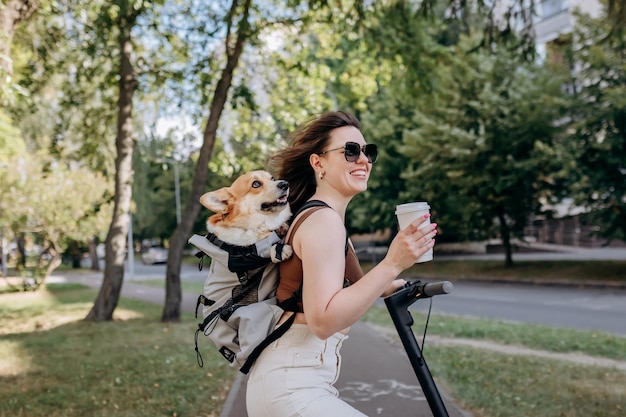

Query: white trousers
246,324,367,417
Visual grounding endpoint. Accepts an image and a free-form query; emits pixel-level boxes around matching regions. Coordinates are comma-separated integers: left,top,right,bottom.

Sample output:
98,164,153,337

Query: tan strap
285,206,329,245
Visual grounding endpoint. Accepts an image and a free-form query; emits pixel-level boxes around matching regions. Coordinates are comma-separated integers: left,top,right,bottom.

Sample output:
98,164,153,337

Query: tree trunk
88,236,100,271
16,233,26,269
41,239,62,281
68,240,82,268
86,20,137,322
0,0,39,85
497,207,514,268
161,0,253,322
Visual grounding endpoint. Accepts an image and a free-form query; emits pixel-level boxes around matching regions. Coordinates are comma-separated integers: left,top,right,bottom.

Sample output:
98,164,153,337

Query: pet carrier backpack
190,200,334,374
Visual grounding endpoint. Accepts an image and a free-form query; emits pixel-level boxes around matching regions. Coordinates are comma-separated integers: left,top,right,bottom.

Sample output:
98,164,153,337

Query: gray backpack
190,200,330,374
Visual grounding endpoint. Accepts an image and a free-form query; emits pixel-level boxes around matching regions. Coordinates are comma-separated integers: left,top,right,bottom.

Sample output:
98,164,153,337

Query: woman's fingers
404,213,431,233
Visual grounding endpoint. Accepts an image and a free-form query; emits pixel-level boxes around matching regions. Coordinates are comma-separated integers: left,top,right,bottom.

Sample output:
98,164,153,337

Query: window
542,0,566,17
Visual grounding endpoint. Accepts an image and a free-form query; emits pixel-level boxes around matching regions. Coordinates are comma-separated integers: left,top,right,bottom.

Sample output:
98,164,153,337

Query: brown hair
268,111,361,214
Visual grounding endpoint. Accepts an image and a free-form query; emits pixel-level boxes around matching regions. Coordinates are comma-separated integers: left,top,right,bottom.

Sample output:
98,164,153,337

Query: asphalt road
399,280,626,336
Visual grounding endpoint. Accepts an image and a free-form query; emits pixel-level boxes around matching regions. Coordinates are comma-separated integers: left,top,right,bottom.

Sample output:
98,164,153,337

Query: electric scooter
384,280,454,417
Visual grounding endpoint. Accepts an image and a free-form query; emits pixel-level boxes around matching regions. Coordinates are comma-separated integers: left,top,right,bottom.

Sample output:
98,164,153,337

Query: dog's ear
199,188,232,213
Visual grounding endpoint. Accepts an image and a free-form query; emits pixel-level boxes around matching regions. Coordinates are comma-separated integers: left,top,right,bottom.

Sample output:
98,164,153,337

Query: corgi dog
189,171,295,369
198,170,293,261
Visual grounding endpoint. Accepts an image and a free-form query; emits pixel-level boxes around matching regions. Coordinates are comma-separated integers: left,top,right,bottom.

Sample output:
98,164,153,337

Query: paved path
52,272,472,417
220,320,471,417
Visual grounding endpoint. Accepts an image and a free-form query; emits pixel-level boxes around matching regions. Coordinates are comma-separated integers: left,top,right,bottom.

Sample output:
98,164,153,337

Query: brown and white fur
199,170,293,261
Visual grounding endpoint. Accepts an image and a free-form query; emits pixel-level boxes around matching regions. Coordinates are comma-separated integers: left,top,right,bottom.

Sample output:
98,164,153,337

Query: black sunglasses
318,141,378,164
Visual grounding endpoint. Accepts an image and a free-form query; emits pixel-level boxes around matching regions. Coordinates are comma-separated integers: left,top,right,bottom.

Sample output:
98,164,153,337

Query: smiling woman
242,111,438,417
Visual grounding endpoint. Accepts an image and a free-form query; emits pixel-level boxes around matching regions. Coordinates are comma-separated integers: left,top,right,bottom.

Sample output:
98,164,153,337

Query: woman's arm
295,208,436,339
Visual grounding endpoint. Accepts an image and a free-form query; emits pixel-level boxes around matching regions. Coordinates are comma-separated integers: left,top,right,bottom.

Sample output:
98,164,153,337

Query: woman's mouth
350,169,368,178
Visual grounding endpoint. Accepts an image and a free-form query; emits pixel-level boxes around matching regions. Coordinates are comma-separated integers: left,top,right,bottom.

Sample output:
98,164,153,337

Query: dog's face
199,170,291,246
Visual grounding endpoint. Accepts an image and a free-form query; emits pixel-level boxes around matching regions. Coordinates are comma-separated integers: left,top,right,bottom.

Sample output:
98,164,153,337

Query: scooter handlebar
419,280,454,297
385,280,453,310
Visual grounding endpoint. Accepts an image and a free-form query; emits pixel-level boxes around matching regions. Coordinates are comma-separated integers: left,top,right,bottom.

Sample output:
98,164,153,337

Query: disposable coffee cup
395,202,433,263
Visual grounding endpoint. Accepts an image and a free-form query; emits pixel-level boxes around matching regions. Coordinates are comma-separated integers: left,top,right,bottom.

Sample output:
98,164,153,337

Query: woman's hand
381,278,407,297
381,215,437,276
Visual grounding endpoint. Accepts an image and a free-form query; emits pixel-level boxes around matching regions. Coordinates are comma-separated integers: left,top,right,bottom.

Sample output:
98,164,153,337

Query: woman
246,111,437,417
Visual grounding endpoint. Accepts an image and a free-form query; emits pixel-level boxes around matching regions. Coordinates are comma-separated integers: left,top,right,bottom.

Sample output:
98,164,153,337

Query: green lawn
2,262,625,417
399,259,626,283
429,345,626,417
363,306,626,361
0,284,236,417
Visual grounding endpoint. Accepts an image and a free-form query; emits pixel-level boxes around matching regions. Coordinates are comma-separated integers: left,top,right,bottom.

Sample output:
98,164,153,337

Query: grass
0,284,236,417
399,259,626,283
361,306,626,417
363,305,626,361
139,278,204,295
430,346,626,417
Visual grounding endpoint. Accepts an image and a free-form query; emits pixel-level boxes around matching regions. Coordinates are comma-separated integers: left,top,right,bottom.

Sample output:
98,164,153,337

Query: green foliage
4,0,625,274
0,146,112,245
361,33,570,251
132,135,207,241
419,49,568,238
567,10,626,243
0,111,25,161
0,108,111,278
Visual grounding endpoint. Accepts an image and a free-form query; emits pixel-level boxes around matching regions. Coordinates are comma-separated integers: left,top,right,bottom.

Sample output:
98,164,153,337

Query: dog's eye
252,180,262,188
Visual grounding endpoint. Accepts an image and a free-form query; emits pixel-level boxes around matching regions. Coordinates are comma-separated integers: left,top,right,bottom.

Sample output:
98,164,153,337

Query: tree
161,0,255,322
567,9,626,244
0,0,39,91
86,1,145,321
160,0,351,321
0,135,111,284
397,44,569,266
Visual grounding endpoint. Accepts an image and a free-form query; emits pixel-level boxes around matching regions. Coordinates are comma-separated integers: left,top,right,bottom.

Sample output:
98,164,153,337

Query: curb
219,372,245,417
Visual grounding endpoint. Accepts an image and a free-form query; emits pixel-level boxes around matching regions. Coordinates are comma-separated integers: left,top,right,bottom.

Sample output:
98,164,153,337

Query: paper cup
395,202,433,263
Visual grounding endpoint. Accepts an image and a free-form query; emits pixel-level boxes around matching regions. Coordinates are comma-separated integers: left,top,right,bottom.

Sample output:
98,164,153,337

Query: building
528,0,626,248
534,0,603,65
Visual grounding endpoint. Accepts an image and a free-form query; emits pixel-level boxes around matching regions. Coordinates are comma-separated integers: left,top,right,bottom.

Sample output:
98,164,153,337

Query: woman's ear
309,153,323,173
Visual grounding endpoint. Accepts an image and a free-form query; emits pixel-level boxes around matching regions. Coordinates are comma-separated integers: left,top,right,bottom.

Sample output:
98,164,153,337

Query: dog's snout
277,180,289,190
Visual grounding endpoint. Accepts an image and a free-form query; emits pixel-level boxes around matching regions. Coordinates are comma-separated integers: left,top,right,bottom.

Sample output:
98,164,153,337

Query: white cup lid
395,202,430,215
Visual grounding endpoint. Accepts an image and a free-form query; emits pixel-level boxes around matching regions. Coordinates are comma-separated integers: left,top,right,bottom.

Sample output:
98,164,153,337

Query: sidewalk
220,321,472,417
53,273,473,417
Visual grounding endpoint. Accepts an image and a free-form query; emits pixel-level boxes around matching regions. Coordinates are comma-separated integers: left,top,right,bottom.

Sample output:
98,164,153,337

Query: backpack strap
289,200,349,254
239,313,296,374
277,200,350,313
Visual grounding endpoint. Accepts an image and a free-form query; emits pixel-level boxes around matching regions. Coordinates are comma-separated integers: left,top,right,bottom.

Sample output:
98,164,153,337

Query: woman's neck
309,192,350,221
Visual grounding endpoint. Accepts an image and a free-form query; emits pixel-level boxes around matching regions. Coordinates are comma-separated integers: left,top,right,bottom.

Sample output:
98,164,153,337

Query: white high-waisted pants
246,324,367,417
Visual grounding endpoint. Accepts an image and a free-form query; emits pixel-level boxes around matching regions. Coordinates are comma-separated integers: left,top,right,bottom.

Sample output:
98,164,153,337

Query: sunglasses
318,141,378,164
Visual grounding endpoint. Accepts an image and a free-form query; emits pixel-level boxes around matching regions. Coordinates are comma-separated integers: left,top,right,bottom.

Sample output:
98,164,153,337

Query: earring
319,171,325,180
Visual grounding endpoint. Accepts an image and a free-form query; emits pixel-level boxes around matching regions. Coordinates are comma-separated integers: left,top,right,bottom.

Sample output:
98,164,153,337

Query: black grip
387,280,453,309
422,281,454,297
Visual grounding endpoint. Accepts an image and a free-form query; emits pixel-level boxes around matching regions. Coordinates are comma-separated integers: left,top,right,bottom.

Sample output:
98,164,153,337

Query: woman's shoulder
296,202,340,224
295,207,344,242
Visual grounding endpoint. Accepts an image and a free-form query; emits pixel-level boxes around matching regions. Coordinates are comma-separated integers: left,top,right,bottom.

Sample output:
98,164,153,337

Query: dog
188,171,294,368
198,170,293,261
200,170,292,245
